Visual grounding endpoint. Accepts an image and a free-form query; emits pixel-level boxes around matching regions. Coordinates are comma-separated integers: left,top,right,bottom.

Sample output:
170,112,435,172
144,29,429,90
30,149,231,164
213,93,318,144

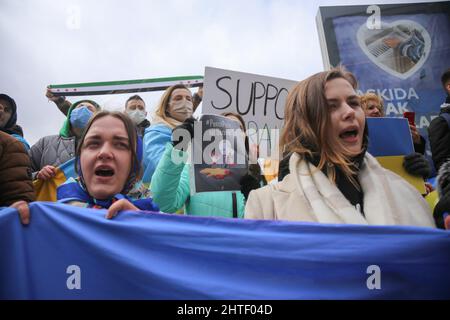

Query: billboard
316,1,450,161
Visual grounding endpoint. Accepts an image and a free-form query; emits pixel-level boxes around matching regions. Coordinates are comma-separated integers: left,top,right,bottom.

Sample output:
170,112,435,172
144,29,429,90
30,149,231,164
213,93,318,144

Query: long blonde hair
280,66,362,184
154,84,191,128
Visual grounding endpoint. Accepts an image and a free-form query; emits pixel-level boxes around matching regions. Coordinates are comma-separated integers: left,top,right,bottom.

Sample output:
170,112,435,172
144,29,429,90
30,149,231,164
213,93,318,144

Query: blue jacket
151,143,245,218
142,124,172,184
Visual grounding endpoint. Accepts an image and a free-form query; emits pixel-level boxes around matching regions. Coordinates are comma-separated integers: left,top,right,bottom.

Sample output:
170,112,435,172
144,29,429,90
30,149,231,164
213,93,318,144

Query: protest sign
202,67,297,159
191,114,247,194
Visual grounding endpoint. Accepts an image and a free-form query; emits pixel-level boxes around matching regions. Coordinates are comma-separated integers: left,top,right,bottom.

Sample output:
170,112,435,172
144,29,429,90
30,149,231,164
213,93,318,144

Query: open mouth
339,127,359,140
95,166,115,177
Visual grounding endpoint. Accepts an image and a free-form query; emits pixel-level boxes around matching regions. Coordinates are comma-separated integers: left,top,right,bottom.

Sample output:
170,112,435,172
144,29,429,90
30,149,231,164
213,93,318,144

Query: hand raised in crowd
172,117,196,151
11,200,30,225
46,87,70,115
105,199,139,219
403,152,431,179
37,165,56,180
409,124,421,145
45,87,61,102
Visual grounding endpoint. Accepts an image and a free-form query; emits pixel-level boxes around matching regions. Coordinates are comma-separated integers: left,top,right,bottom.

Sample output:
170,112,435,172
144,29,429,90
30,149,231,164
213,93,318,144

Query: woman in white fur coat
245,67,435,227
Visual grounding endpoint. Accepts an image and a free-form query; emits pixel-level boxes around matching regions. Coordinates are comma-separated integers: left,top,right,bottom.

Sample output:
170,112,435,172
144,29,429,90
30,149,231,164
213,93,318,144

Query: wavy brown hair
280,66,361,184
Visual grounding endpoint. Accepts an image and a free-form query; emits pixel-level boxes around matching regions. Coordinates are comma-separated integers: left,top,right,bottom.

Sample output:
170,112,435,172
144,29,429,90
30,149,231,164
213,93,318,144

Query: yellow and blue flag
33,158,77,202
367,117,426,194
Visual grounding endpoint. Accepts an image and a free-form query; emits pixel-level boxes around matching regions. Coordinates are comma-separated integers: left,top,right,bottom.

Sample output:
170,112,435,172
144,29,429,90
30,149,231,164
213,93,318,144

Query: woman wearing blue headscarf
15,111,158,225
15,111,159,224
56,111,158,216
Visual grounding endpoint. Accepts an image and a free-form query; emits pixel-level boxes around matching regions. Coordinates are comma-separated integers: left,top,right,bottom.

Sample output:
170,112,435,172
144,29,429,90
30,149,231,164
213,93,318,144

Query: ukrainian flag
367,117,426,194
33,158,77,202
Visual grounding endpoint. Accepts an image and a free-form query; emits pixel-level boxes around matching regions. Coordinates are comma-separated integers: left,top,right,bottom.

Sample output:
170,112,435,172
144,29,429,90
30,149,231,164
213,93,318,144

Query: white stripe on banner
48,76,203,96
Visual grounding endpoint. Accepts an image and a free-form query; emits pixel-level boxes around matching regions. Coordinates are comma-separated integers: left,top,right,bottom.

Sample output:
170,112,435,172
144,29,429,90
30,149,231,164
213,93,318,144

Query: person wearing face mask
29,100,100,181
245,67,435,227
142,84,193,185
124,95,150,137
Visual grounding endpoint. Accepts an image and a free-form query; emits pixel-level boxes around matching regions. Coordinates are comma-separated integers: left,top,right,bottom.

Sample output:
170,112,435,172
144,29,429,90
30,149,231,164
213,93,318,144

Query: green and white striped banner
48,75,203,96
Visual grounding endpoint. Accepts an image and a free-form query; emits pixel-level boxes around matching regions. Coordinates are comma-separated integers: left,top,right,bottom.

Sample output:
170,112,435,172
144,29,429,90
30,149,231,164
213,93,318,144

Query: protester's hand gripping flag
33,158,77,202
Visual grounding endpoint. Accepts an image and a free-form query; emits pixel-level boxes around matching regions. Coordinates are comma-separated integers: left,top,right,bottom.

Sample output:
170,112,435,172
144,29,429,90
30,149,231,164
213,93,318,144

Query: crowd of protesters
1,67,449,230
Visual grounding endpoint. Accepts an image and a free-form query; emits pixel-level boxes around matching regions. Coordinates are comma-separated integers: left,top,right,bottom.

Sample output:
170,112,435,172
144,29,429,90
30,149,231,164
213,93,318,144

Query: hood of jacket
59,99,100,138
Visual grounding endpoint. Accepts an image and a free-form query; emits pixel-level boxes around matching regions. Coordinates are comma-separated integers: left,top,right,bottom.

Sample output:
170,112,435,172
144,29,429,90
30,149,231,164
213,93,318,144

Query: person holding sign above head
246,67,435,227
151,112,261,218
142,84,194,185
46,87,72,116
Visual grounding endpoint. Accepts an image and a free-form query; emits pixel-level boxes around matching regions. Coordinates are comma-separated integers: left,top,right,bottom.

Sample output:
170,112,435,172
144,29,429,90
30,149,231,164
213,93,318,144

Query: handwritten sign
202,67,297,159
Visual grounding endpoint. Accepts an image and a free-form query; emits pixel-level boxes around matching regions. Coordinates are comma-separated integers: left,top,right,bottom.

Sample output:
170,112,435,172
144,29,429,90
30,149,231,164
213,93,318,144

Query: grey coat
29,134,76,177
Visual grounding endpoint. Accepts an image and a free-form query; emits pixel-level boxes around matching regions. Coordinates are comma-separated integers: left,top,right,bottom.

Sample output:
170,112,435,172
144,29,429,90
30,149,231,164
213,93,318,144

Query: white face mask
126,109,147,125
168,100,193,122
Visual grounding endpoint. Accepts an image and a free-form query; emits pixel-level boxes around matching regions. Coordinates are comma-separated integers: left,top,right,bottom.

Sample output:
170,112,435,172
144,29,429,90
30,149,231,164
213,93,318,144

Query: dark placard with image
191,114,248,194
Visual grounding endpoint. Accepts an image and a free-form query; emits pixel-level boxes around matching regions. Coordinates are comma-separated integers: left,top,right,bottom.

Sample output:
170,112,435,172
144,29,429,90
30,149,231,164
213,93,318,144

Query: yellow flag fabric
33,159,76,202
376,155,426,194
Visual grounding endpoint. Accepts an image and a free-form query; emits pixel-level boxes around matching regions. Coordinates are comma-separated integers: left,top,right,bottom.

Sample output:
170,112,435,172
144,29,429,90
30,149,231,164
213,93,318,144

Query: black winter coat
428,104,450,172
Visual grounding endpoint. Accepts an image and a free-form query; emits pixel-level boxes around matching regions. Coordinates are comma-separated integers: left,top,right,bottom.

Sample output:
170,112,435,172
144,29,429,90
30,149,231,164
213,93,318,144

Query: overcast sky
0,0,436,145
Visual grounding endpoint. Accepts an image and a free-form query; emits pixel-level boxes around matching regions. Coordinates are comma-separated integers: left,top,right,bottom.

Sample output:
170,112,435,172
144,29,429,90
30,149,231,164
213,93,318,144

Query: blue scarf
57,178,159,211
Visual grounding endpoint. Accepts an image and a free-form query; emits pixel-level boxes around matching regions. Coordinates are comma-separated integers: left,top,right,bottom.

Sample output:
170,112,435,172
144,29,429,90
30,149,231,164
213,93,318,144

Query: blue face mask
70,106,93,129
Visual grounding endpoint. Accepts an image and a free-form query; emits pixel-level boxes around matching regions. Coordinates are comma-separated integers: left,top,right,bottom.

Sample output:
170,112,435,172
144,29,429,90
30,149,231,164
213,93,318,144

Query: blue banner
1,202,449,299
